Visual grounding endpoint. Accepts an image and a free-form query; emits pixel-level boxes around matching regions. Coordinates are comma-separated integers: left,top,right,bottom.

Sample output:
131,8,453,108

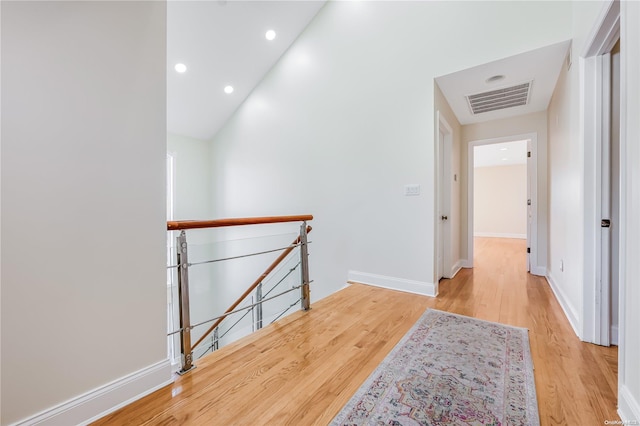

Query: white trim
11,360,173,426
337,282,351,292
449,261,463,279
545,273,580,339
473,232,526,239
617,0,636,395
530,266,546,277
458,259,472,268
436,111,454,282
581,0,620,346
582,0,620,58
347,271,436,297
618,385,640,424
467,133,539,272
611,325,619,346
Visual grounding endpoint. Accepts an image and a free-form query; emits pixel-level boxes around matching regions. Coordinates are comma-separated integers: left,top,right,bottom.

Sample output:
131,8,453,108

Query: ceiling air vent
466,81,532,115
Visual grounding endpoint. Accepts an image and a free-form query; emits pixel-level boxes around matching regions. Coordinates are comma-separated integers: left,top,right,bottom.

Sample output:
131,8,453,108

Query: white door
610,40,621,345
597,52,612,346
437,129,445,280
597,44,621,346
526,140,532,272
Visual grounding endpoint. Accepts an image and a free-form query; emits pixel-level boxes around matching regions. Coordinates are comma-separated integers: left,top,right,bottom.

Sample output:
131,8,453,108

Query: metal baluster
213,327,219,351
256,283,263,329
300,222,310,311
251,294,255,332
177,231,195,375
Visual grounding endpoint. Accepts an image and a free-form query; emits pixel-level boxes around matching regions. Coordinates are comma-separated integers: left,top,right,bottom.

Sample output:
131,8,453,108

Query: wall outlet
404,184,420,196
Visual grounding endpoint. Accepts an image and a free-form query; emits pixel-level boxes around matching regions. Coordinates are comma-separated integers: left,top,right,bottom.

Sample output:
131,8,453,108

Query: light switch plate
404,184,420,196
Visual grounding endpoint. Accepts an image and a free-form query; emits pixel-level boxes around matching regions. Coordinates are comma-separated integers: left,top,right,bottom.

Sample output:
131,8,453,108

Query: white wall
1,2,168,425
461,111,548,270
546,36,581,332
546,0,640,419
167,133,212,221
546,0,610,339
208,1,572,299
166,133,215,359
474,164,527,238
620,1,640,422
434,83,462,275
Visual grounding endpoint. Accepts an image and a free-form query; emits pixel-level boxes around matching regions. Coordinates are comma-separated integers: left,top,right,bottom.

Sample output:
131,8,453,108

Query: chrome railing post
177,231,195,374
256,283,263,329
300,222,310,311
213,327,219,351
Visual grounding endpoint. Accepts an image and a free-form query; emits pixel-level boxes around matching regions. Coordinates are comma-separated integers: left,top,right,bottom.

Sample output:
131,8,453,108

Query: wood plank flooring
93,237,618,425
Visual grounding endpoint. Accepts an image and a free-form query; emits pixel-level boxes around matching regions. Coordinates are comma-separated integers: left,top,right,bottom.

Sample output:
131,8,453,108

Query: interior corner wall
620,0,640,422
167,133,212,221
434,83,462,274
1,2,168,424
474,164,527,238
208,1,571,300
461,111,548,270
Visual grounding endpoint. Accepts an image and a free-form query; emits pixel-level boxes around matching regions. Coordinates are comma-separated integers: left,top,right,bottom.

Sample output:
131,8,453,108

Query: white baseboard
474,232,527,239
611,325,619,346
347,270,437,297
531,266,547,276
619,385,640,424
545,272,581,339
448,261,463,279
12,359,173,426
458,259,473,268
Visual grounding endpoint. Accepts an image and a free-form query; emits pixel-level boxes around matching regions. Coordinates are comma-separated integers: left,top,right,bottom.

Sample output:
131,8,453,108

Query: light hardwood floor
93,237,618,425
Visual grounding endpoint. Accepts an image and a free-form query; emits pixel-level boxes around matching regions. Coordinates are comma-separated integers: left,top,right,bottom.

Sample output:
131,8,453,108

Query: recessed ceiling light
174,63,187,73
224,85,234,94
265,30,276,41
486,74,505,84
500,147,508,151
502,158,508,161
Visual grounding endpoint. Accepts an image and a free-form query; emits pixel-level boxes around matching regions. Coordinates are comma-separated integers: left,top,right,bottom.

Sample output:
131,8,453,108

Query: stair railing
166,215,313,375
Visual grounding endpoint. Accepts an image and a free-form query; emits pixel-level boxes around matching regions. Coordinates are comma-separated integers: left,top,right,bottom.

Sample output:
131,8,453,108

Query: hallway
94,238,618,425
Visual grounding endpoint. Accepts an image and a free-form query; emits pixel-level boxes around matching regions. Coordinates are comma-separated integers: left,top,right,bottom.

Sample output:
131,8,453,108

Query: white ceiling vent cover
466,81,532,115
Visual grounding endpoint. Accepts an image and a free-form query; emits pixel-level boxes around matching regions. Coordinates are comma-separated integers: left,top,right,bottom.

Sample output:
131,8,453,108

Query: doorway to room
473,140,529,269
467,133,539,275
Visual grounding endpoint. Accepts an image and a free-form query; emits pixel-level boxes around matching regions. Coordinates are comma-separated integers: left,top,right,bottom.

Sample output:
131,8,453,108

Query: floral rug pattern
331,309,539,426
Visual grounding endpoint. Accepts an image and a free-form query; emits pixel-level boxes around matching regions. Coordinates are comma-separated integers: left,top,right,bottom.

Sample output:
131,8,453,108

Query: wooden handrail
191,225,313,351
168,215,313,231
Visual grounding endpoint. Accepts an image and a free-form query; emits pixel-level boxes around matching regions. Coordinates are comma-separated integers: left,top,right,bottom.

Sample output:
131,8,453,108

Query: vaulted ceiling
168,3,570,142
167,1,326,140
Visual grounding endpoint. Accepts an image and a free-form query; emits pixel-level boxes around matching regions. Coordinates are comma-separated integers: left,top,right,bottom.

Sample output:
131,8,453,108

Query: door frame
435,112,453,283
581,0,620,346
466,133,539,274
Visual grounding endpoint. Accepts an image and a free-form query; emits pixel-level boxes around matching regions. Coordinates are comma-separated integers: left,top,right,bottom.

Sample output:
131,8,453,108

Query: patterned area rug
331,309,539,426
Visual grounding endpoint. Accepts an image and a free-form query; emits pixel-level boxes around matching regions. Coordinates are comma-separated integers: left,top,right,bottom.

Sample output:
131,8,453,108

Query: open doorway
473,140,529,268
466,133,539,275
